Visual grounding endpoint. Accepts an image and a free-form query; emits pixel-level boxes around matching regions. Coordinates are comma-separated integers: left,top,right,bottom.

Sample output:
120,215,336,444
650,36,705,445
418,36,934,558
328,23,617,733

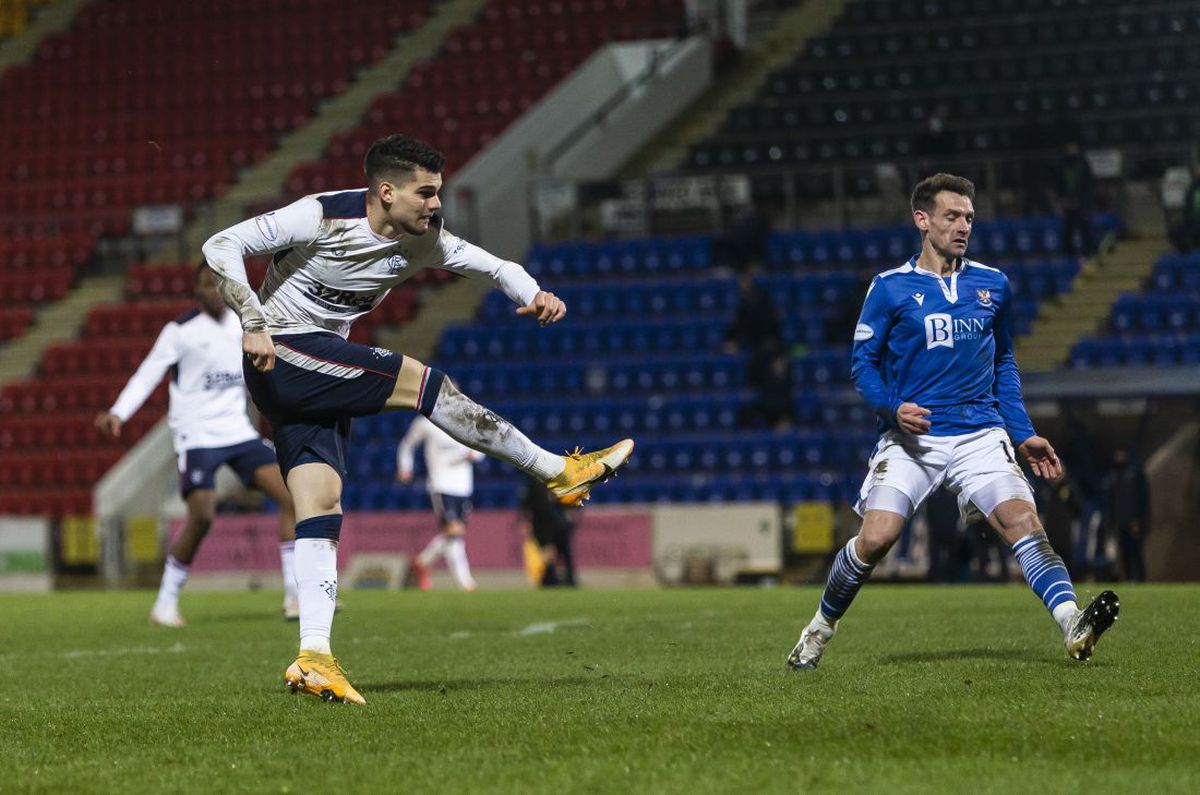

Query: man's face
915,191,973,259
379,167,443,235
195,268,225,314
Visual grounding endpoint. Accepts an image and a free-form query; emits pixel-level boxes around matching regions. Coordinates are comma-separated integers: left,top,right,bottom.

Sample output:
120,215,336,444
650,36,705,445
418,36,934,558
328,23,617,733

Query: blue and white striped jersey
850,256,1036,443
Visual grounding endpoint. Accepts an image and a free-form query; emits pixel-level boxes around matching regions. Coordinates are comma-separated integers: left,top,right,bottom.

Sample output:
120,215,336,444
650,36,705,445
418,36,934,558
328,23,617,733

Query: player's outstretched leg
1011,530,1119,660
1064,589,1120,661
786,535,874,670
408,366,633,505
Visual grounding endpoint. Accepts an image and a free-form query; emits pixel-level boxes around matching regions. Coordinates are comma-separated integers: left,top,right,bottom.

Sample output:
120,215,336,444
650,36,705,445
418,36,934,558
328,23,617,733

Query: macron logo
913,293,925,306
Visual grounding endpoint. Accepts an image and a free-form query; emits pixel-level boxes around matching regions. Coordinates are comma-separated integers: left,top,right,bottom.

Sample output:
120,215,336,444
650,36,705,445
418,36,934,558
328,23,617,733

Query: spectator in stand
1102,447,1150,582
1168,161,1200,253
1051,140,1097,261
725,270,789,428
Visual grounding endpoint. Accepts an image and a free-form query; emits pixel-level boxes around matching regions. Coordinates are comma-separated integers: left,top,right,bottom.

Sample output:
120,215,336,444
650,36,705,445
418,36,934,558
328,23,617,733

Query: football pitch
3,584,1197,793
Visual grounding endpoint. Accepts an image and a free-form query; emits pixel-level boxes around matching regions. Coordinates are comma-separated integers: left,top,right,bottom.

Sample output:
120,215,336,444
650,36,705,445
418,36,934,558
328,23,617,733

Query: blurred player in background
95,263,298,627
786,173,1119,671
202,133,634,705
397,415,483,591
518,475,579,587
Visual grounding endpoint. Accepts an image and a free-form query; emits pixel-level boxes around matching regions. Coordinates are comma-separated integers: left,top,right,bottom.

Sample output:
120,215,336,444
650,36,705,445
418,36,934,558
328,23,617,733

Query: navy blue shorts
178,439,277,497
431,493,472,524
243,332,403,479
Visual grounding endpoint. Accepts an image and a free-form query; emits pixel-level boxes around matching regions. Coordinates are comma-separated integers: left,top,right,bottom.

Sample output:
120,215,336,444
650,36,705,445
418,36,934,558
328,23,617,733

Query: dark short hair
364,134,446,189
195,259,213,279
911,173,975,215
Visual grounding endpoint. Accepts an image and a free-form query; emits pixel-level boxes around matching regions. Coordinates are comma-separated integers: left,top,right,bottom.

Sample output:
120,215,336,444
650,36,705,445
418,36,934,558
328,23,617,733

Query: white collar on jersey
907,255,968,303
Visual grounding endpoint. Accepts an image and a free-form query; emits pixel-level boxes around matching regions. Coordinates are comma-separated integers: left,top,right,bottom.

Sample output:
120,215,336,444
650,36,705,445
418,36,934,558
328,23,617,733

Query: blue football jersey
850,256,1036,442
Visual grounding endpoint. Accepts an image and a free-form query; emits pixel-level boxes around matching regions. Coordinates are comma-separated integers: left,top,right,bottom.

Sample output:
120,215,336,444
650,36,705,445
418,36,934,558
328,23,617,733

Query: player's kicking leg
787,507,906,670
150,489,215,627
388,358,634,505
992,499,1119,661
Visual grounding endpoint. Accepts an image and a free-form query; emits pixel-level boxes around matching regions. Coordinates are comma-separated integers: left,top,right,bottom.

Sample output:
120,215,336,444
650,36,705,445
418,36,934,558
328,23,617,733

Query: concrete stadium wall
443,36,712,259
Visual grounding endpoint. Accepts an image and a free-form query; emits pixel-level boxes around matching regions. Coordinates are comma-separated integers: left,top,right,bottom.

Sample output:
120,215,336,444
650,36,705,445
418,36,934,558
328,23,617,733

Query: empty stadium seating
686,0,1200,193
1070,251,1200,367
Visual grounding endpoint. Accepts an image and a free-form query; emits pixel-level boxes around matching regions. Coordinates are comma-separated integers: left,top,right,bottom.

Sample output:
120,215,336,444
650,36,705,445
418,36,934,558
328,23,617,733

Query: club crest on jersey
976,288,992,306
386,254,407,274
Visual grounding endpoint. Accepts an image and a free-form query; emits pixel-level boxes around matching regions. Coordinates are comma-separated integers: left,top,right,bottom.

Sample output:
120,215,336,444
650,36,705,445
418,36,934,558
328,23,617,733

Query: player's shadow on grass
879,648,1052,665
363,675,602,693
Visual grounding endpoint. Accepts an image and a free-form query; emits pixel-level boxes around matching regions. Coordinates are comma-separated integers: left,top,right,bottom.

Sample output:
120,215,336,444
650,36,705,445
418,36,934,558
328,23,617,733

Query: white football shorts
853,426,1034,521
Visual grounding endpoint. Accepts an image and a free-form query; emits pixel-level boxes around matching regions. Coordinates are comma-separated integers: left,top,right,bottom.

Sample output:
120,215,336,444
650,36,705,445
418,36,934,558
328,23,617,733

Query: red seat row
0,490,93,518
0,308,34,342
0,412,159,451
0,271,74,305
1,376,167,416
0,450,125,489
85,301,194,339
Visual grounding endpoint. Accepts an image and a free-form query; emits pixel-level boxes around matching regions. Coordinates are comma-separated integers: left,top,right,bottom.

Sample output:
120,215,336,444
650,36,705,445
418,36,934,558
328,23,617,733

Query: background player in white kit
95,263,298,627
202,134,633,705
786,174,1119,671
397,415,483,591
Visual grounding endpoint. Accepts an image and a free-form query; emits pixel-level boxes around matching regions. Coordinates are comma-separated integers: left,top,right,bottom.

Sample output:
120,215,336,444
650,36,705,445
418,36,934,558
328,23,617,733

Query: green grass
3,585,1198,793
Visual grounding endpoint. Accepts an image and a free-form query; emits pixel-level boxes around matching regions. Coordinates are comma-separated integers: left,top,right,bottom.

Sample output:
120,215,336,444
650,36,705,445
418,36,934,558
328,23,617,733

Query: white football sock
279,541,297,602
427,379,563,480
295,538,338,654
445,537,475,590
417,533,448,567
1053,601,1080,635
153,555,189,614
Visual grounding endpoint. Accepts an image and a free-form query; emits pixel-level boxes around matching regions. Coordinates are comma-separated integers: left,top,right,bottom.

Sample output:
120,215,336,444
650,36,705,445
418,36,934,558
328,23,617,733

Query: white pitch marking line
517,618,589,636
63,641,186,659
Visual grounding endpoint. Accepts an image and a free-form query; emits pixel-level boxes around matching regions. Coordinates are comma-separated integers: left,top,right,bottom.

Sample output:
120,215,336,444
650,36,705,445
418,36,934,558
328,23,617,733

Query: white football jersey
201,189,541,337
109,308,261,453
396,415,482,497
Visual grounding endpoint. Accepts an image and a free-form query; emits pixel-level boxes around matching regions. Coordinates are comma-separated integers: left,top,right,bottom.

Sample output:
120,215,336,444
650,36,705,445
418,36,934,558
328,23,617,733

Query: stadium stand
684,0,1200,193
281,0,685,197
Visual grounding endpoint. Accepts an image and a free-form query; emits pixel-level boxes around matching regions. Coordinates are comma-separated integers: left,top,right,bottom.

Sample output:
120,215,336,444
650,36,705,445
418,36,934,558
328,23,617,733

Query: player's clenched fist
243,330,276,372
895,402,932,435
516,290,566,326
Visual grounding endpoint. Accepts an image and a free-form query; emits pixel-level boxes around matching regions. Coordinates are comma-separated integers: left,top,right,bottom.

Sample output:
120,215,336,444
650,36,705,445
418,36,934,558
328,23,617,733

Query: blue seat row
524,236,713,282
476,278,739,324
442,354,749,400
1069,333,1200,368
1150,252,1200,292
998,258,1081,299
1110,293,1200,333
437,319,728,360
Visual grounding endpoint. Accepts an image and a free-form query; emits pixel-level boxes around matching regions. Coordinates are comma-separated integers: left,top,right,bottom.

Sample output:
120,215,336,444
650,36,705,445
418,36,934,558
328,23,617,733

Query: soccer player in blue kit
203,134,633,703
787,174,1119,670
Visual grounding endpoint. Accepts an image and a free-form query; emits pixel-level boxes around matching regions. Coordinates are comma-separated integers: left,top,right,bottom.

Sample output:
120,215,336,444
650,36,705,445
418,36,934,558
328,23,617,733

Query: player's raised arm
95,321,182,438
200,197,323,370
427,226,566,325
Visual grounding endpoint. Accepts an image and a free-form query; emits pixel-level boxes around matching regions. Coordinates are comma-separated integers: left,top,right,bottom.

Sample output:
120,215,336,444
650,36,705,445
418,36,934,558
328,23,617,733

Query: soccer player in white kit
95,263,298,627
202,134,634,704
397,415,483,591
786,174,1119,670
